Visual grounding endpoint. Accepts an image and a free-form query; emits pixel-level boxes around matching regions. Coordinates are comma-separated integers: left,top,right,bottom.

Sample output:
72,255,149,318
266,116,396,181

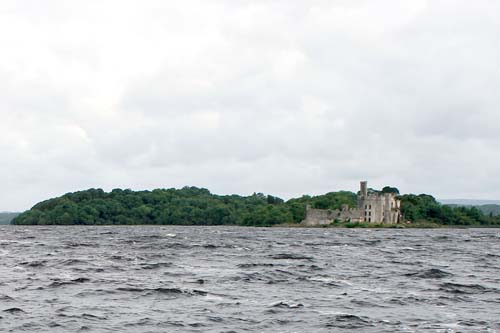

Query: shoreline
4,223,500,229
273,222,500,229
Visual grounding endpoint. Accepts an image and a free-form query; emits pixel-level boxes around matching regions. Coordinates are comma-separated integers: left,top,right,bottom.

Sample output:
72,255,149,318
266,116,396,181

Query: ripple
270,254,313,260
439,282,497,294
116,287,209,297
0,226,498,332
3,307,25,314
270,301,304,309
404,268,452,279
325,314,374,329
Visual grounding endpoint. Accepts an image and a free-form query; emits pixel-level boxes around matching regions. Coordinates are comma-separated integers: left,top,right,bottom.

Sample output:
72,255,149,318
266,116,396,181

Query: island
11,181,499,227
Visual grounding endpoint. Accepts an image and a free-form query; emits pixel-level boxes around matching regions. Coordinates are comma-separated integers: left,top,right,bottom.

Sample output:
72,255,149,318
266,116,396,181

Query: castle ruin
302,181,402,226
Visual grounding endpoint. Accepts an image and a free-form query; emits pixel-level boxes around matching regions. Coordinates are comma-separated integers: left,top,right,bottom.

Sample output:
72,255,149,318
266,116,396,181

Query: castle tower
383,193,392,224
358,181,369,220
360,181,368,197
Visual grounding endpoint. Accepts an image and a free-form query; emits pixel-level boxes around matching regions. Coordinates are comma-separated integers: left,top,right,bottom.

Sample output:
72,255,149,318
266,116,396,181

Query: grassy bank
276,222,500,228
274,221,463,228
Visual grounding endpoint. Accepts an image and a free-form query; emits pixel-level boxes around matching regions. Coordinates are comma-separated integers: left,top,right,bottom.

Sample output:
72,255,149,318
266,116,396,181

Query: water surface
0,226,499,332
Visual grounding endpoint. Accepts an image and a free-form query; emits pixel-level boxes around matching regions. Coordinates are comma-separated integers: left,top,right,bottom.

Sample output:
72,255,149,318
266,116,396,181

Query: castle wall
302,206,363,226
302,207,335,226
302,181,402,225
359,192,401,224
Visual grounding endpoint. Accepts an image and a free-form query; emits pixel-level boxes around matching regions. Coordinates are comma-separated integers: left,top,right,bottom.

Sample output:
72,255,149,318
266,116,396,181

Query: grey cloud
1,0,499,211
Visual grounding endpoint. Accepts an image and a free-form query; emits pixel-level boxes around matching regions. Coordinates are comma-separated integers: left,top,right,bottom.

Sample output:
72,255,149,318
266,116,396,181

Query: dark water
0,226,499,332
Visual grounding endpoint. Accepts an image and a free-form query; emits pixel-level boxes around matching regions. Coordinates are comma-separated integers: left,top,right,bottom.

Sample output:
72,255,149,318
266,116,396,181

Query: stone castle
302,181,402,225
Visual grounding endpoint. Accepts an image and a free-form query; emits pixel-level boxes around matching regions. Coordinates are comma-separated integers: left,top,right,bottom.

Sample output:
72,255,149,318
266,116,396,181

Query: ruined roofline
302,181,403,225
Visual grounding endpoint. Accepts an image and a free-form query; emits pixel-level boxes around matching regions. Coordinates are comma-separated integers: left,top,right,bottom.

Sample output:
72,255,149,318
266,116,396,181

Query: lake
0,226,499,332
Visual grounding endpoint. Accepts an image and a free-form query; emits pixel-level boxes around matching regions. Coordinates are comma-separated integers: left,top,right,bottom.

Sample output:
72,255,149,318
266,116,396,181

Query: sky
1,0,500,211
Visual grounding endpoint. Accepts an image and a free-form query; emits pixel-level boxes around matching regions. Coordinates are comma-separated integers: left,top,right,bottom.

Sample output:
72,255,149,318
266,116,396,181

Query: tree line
11,187,500,226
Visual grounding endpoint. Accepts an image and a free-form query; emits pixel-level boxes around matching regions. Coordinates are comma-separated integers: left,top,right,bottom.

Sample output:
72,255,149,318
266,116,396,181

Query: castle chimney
360,181,368,197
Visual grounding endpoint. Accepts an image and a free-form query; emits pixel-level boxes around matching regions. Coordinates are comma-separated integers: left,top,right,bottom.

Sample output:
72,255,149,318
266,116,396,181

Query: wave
137,262,173,270
350,299,388,308
19,260,47,268
439,282,497,294
237,263,275,268
116,287,208,297
3,307,25,314
47,277,91,288
270,301,304,309
64,242,97,248
325,314,374,329
56,259,89,266
270,254,313,260
405,268,452,279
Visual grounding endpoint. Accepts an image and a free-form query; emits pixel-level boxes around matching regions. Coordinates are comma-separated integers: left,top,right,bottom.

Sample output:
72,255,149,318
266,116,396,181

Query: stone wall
301,205,363,226
301,181,402,225
359,192,401,224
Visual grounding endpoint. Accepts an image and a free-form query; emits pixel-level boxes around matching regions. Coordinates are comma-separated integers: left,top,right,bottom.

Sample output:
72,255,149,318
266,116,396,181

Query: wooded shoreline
11,187,500,226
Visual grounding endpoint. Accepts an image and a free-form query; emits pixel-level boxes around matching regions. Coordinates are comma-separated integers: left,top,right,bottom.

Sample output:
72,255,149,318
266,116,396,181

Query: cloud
1,0,499,210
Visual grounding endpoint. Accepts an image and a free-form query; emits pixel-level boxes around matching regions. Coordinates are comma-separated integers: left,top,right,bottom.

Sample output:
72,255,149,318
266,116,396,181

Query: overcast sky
1,0,499,211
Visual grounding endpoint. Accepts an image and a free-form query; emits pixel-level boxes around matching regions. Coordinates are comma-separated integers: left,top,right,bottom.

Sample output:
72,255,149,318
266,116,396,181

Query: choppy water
0,226,499,332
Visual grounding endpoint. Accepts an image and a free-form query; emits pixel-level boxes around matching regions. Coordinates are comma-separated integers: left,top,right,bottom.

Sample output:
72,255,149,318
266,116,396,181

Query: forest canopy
12,187,499,226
